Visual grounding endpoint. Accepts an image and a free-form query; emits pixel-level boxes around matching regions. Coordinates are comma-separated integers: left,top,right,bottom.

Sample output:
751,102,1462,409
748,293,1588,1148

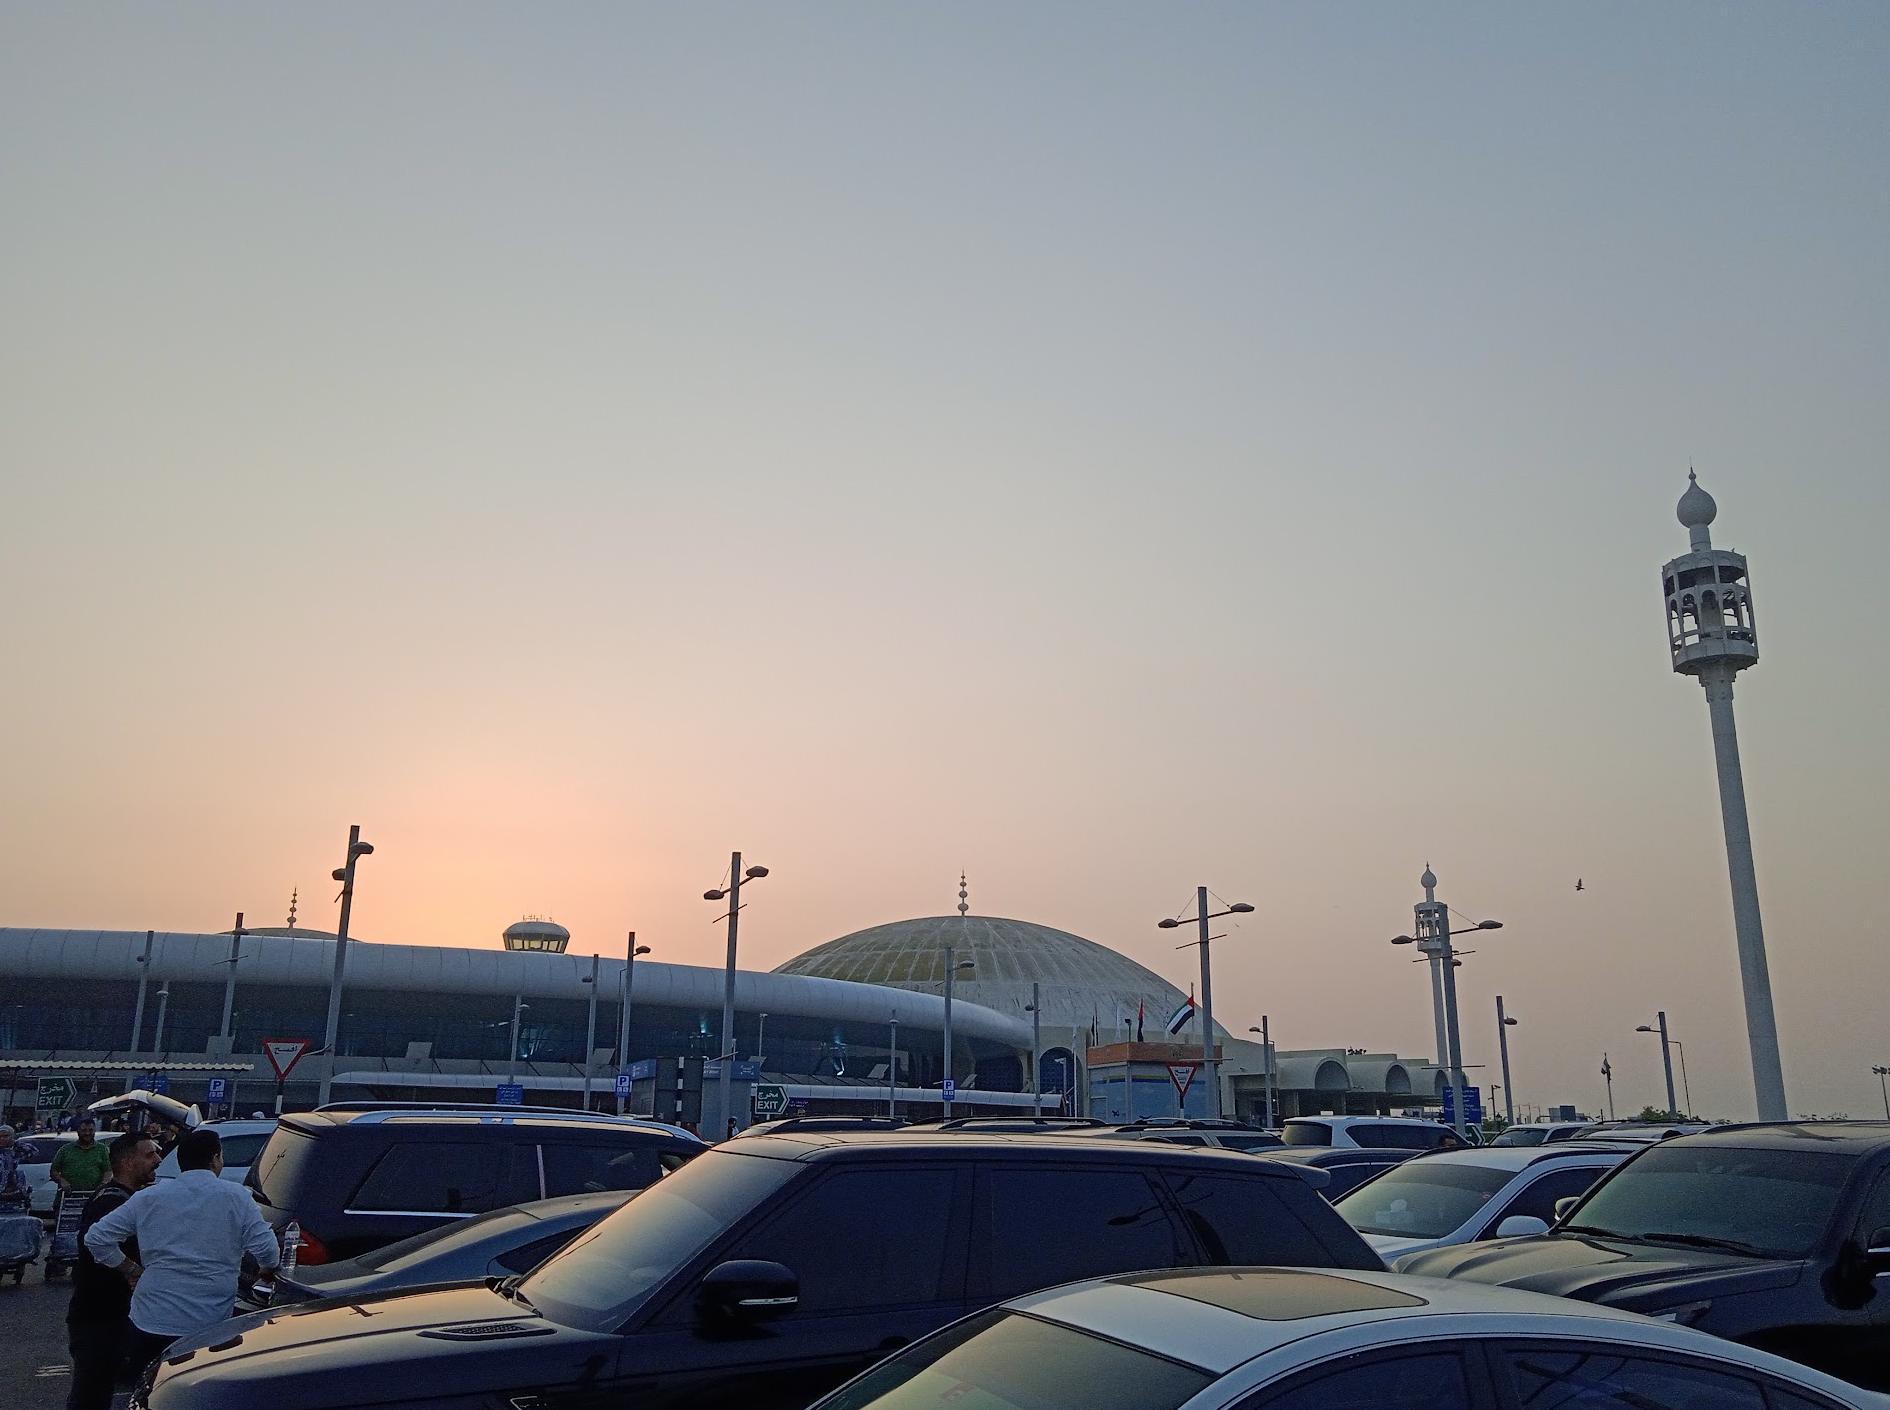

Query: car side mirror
698,1260,798,1322
1553,1197,1582,1224
1493,1215,1550,1239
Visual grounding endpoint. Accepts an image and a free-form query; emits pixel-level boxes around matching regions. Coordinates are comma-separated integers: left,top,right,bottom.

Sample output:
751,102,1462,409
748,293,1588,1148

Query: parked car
1334,1143,1632,1259
156,1119,275,1185
243,1104,704,1268
1490,1120,1591,1147
805,1266,1888,1410
1570,1119,1716,1144
16,1132,78,1215
1395,1122,1890,1391
1279,1116,1471,1150
144,1128,1384,1410
250,1189,629,1308
1258,1146,1418,1199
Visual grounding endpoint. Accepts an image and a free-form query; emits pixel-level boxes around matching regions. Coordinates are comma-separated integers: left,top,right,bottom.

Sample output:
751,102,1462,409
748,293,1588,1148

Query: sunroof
1117,1270,1427,1321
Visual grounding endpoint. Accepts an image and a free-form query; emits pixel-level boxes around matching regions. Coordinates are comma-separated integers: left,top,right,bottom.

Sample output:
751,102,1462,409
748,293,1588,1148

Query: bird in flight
1575,878,1585,892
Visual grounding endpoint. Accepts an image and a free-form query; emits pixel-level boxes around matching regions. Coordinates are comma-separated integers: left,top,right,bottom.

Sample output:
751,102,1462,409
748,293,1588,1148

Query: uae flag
1165,993,1197,1036
1135,1002,1145,1043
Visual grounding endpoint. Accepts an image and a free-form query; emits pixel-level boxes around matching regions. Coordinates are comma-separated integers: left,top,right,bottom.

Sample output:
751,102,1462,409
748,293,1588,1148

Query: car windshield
1562,1145,1853,1258
1335,1161,1515,1238
1491,1128,1548,1147
1280,1121,1331,1147
817,1309,1212,1410
520,1148,799,1329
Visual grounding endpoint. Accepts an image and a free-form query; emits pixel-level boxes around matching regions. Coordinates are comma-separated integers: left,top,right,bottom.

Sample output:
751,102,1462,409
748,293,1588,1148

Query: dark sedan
1396,1122,1890,1390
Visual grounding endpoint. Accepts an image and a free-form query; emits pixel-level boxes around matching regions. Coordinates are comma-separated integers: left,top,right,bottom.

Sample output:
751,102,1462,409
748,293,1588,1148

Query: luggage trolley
45,1188,86,1279
0,1195,39,1285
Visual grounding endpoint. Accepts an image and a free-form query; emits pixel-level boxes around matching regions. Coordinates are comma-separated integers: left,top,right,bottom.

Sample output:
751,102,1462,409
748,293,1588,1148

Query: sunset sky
3,5,1886,1120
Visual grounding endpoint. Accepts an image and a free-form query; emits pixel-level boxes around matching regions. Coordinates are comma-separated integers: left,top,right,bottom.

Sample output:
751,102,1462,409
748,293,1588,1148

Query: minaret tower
1662,471,1787,1120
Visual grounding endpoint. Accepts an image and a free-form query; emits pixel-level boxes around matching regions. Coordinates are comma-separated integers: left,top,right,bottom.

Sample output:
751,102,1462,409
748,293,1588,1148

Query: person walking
52,1118,112,1197
83,1128,281,1374
66,1132,161,1410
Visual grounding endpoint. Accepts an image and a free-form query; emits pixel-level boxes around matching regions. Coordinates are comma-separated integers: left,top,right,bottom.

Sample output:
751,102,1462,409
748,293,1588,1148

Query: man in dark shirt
66,1132,160,1410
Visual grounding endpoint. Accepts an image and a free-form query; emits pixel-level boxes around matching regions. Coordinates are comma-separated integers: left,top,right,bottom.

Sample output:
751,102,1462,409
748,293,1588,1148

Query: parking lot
1,1273,84,1409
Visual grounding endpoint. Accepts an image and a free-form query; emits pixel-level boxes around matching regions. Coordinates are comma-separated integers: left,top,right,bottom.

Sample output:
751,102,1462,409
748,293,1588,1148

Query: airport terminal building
0,916,1444,1127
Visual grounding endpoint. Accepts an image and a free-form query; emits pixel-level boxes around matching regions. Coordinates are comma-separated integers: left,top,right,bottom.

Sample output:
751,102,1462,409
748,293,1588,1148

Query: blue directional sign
703,1060,763,1081
152,1074,170,1095
1441,1085,1483,1125
941,1078,956,1101
614,1073,632,1097
628,1059,659,1082
495,1083,525,1106
206,1078,228,1103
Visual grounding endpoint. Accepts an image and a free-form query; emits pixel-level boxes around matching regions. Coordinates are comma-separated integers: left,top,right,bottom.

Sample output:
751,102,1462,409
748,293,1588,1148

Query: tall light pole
507,996,529,1085
1026,985,1041,1114
1634,1013,1679,1116
941,948,974,1114
1247,1018,1277,1129
1158,888,1254,1119
1602,1053,1616,1121
1393,875,1502,1136
317,825,375,1106
152,984,172,1055
617,935,650,1115
580,954,600,1110
129,929,155,1052
1496,997,1518,1125
1663,472,1787,1121
219,911,245,1044
1055,1056,1070,1114
704,854,769,1135
887,1015,899,1118
1873,1065,1890,1121
755,1013,768,1070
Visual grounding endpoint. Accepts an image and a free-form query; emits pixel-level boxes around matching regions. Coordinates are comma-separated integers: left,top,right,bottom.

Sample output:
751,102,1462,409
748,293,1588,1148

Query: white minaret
1662,471,1788,1120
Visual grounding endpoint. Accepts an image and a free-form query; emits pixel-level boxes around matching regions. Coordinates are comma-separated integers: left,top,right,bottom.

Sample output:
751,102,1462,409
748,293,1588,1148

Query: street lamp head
743,865,770,880
1228,902,1256,913
1503,1017,1519,1027
1157,918,1180,930
634,945,652,956
1391,934,1417,945
703,889,727,902
1476,920,1502,930
330,867,347,882
350,841,375,858
1635,1024,1656,1033
953,960,975,975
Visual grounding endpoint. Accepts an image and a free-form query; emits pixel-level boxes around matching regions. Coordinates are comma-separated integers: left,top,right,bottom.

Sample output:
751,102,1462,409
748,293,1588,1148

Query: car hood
144,1284,621,1410
1394,1233,1803,1309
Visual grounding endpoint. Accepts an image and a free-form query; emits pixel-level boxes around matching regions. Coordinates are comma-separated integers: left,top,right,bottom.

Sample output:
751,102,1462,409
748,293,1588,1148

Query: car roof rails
916,1117,1110,1132
315,1100,648,1119
741,1117,909,1135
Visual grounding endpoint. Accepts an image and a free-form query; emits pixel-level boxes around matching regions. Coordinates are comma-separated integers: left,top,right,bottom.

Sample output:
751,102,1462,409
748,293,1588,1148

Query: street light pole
508,995,528,1085
129,929,154,1052
219,911,245,1043
1636,1015,1681,1116
756,1013,768,1070
153,984,172,1055
888,1015,899,1118
582,954,600,1110
1496,996,1517,1125
317,824,375,1106
1158,889,1255,1121
1028,984,1041,1114
617,934,649,1115
1875,1066,1890,1121
705,855,769,1137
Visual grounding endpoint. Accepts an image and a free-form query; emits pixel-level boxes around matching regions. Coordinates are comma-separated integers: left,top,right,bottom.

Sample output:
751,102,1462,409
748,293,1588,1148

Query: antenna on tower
287,888,299,929
957,873,970,918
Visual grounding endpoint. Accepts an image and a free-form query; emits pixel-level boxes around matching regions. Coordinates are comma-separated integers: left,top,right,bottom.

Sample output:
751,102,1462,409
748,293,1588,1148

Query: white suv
1279,1116,1472,1150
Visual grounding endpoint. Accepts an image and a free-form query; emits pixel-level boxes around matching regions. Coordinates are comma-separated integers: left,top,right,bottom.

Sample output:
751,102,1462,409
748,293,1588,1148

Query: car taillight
292,1228,330,1265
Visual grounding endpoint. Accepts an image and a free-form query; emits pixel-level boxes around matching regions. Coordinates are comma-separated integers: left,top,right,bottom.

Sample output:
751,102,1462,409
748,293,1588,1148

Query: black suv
1397,1122,1890,1390
244,1104,705,1266
147,1130,1383,1410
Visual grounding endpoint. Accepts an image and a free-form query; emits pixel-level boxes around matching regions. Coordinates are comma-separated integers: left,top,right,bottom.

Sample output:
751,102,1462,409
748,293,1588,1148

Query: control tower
1662,471,1787,1120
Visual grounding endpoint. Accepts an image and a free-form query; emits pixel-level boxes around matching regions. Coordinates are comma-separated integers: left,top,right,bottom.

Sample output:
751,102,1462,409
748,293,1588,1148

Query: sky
3,4,1886,1122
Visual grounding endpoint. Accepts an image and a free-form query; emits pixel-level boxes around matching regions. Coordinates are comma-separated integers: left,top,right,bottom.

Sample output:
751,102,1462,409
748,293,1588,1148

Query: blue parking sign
615,1073,632,1097
207,1077,228,1103
941,1078,955,1101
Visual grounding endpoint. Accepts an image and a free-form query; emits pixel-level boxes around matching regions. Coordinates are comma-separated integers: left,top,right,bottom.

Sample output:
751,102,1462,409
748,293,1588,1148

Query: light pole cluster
1391,867,1501,1136
1158,887,1254,1120
1635,1013,1689,1116
317,825,375,1106
1872,1066,1888,1121
704,853,769,1132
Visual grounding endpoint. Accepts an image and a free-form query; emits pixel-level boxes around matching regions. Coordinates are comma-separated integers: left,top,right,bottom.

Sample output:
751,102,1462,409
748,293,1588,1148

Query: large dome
776,915,1227,1040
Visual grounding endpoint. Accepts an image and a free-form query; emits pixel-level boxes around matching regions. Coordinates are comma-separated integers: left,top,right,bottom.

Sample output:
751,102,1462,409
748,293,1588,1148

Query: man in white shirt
84,1127,281,1375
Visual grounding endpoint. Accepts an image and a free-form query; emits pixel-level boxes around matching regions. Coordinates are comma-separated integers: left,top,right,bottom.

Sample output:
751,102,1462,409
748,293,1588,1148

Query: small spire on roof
287,888,299,929
958,872,970,918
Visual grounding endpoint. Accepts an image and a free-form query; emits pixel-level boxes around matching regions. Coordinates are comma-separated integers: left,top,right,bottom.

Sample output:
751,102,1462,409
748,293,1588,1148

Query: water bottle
280,1220,300,1276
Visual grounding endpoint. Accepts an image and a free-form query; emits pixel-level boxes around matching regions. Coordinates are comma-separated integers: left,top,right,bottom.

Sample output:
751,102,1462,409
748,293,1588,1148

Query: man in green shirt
52,1119,112,1195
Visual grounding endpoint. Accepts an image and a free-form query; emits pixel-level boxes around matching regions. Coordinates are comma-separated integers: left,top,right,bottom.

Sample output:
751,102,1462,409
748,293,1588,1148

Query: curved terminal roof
0,928,1029,1045
776,915,1230,1039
